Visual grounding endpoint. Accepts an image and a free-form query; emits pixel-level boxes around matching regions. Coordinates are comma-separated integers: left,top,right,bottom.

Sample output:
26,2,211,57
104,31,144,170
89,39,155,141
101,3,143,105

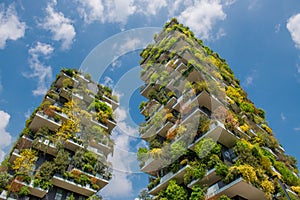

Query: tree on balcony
157,180,187,200
189,185,205,200
54,150,70,174
13,149,37,175
34,161,55,190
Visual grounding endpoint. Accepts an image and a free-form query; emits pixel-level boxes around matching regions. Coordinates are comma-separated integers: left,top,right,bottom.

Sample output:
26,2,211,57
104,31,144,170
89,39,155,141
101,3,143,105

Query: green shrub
18,186,30,196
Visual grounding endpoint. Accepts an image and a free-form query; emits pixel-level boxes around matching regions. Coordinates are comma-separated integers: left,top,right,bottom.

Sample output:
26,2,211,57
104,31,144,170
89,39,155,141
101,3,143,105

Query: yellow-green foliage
291,186,300,197
226,86,244,104
13,149,37,174
240,123,249,133
230,164,258,184
150,148,162,159
261,124,272,134
261,179,275,199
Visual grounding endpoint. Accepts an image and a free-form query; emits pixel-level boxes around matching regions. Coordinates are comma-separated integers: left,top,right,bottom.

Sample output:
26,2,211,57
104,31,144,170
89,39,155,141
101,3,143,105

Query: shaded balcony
8,149,21,164
0,190,16,200
55,73,79,88
29,111,62,132
206,177,267,200
89,139,113,157
11,179,48,198
149,165,190,195
64,138,84,152
71,168,109,190
52,174,96,197
173,90,222,113
188,168,221,189
189,120,238,150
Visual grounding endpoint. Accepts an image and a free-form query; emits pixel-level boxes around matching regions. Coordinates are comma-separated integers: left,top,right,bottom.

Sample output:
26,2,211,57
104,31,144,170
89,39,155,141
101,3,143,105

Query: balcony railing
188,168,221,189
29,111,62,132
0,190,16,200
91,118,108,130
89,139,113,157
64,138,84,152
33,137,58,156
52,174,96,197
8,149,21,164
71,168,109,190
87,146,107,159
149,165,190,195
206,177,267,200
189,120,238,150
55,73,79,88
12,179,48,198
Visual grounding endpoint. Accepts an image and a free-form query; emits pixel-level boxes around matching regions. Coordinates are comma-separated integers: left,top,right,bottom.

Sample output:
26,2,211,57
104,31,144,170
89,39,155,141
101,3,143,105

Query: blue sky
0,0,300,199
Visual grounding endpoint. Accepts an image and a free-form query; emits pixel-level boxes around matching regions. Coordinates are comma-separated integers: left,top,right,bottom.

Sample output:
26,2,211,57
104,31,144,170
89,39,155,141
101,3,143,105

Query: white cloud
105,0,136,24
281,113,286,121
75,0,135,25
118,38,142,55
177,0,227,40
244,76,253,86
287,13,300,49
248,0,261,11
0,3,26,49
24,42,53,96
0,110,12,162
294,127,300,131
74,0,105,24
41,4,76,50
137,0,168,16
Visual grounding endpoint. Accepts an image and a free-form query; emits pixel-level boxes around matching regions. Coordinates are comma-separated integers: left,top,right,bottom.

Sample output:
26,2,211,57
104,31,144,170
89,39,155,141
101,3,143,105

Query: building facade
138,19,300,200
0,69,118,200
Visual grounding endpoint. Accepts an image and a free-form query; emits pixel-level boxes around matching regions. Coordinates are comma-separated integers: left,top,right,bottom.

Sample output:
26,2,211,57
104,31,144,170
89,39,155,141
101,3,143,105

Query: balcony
17,135,33,149
173,90,222,113
141,157,165,174
262,146,278,160
87,146,106,159
188,168,220,189
149,165,190,195
189,120,238,150
89,139,113,157
107,119,117,132
59,87,71,100
33,137,57,156
29,111,62,132
72,168,109,190
11,179,48,198
54,111,69,122
55,73,79,88
157,121,174,137
52,175,96,197
64,139,84,152
206,177,267,200
0,190,16,200
165,96,177,109
140,100,159,116
140,84,153,98
8,149,21,164
91,118,108,130
102,95,119,111
140,123,157,140
77,74,90,83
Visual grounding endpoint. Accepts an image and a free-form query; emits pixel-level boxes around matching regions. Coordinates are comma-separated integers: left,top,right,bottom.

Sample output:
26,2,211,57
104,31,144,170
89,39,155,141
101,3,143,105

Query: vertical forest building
137,19,300,200
0,69,118,200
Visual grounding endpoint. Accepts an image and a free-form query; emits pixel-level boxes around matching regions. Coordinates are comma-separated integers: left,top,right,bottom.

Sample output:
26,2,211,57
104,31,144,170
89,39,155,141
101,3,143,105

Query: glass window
54,189,63,200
